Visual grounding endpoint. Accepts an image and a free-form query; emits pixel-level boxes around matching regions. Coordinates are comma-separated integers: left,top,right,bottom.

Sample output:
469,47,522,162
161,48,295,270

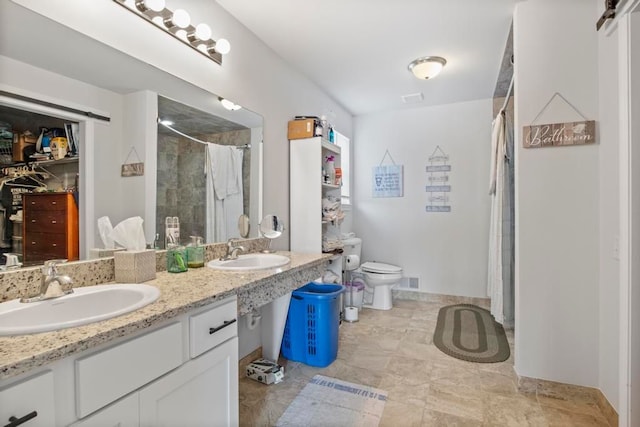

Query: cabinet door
139,337,238,427
70,393,138,427
0,371,55,427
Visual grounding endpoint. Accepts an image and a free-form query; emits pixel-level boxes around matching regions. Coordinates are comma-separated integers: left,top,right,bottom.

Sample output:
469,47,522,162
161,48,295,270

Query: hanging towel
208,144,241,200
489,112,505,195
488,111,506,324
206,143,244,242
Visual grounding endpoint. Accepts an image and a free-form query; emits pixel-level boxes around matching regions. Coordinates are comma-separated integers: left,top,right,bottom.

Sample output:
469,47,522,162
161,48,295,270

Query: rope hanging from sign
523,92,596,149
530,92,589,125
378,149,397,166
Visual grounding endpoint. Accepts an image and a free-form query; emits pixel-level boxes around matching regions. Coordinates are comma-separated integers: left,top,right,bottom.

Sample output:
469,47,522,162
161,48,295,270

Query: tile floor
239,299,610,426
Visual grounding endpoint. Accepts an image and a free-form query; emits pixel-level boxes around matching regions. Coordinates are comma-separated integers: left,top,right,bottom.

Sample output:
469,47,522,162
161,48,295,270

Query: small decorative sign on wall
372,150,403,198
121,147,145,177
425,146,451,213
523,120,596,148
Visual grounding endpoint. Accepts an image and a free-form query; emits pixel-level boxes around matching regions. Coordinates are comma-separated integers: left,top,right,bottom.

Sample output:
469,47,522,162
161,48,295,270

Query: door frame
616,1,640,425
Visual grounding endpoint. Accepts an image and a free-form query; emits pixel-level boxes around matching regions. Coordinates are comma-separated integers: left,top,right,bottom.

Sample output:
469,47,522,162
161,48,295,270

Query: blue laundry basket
281,283,344,367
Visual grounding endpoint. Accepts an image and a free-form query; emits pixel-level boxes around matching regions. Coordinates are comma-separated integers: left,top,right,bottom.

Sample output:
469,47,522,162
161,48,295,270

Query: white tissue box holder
114,250,156,283
89,248,126,259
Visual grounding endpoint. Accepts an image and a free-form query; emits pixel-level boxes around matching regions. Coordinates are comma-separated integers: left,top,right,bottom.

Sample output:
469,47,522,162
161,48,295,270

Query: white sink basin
0,284,160,336
207,253,290,271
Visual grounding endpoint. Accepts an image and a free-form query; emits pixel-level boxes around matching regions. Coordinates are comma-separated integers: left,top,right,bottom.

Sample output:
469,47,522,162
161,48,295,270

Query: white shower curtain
488,111,506,324
205,144,244,242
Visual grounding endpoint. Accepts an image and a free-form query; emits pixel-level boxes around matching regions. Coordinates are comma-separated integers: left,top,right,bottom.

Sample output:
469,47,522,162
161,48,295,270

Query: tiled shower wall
156,129,251,246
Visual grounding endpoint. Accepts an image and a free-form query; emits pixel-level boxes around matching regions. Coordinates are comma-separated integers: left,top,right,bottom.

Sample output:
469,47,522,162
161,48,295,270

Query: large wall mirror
0,1,263,269
156,96,263,247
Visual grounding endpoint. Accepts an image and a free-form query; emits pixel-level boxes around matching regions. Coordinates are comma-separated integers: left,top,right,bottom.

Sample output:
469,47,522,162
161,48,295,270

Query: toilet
341,235,403,311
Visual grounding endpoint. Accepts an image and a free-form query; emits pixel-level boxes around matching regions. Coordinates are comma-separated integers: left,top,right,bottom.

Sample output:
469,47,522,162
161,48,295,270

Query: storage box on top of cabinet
22,192,79,264
288,119,318,140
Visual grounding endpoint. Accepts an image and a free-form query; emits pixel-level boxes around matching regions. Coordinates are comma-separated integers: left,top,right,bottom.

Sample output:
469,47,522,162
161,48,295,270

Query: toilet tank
341,237,362,259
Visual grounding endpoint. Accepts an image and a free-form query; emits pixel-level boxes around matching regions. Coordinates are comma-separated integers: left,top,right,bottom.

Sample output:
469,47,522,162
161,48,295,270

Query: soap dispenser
186,235,205,268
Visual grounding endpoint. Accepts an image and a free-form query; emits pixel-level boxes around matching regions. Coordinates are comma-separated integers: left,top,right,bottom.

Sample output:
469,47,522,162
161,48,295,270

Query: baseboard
596,388,618,427
393,289,490,310
517,375,618,427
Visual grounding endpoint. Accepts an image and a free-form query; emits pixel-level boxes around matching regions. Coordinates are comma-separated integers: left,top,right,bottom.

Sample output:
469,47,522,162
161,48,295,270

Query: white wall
8,0,353,251
514,0,600,387
597,21,621,410
353,99,492,297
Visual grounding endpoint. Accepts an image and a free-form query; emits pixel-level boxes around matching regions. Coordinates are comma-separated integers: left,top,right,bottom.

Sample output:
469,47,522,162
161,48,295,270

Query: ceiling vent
401,92,424,104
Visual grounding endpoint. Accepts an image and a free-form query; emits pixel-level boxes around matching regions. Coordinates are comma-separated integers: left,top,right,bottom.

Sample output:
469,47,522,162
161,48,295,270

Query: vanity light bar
112,0,229,65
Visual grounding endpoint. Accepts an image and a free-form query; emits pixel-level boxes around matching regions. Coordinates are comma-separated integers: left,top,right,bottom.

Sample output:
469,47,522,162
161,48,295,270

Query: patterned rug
276,375,388,426
433,304,511,363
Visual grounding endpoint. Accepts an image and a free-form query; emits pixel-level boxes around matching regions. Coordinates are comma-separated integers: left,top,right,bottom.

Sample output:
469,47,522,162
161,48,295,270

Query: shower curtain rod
158,119,251,149
500,76,514,113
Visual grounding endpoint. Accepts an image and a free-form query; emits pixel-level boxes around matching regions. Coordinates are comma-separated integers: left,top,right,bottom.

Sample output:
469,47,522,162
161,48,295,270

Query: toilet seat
361,262,402,275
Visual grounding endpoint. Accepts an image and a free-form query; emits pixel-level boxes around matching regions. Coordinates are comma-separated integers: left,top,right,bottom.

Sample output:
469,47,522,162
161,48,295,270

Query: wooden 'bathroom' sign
523,120,596,149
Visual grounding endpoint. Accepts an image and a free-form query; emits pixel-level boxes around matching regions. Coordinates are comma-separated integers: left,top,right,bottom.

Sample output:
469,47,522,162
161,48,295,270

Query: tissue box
89,248,126,259
246,358,284,385
114,250,156,283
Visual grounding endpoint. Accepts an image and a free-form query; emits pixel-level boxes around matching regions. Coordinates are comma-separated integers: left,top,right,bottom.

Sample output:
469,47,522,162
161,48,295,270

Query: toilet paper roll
345,255,360,271
344,306,359,322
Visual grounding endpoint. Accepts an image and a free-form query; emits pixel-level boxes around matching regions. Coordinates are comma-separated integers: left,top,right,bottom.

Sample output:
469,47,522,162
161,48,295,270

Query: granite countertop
0,251,331,381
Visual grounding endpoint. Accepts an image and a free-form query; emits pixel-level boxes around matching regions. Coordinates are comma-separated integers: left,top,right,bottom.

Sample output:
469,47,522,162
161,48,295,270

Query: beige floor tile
379,373,430,407
401,327,435,345
483,392,548,426
379,400,426,427
422,408,484,426
426,383,485,422
537,395,605,421
385,356,433,386
238,299,611,426
540,405,609,426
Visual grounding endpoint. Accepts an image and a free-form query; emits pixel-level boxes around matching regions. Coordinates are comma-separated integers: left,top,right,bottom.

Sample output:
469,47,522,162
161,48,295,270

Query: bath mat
276,375,388,426
433,304,510,363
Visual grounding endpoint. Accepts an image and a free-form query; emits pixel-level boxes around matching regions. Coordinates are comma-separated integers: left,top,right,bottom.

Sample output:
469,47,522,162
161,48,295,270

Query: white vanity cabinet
139,337,238,427
0,371,56,427
0,295,239,427
69,394,138,427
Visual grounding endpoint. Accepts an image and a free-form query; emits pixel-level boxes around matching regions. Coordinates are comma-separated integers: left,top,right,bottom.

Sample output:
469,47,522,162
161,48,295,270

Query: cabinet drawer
75,322,183,418
0,371,56,427
24,195,68,211
24,210,68,233
189,298,237,358
22,233,67,254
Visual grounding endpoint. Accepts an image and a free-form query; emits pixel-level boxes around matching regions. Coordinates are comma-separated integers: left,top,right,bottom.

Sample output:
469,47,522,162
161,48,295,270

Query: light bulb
215,38,231,55
195,23,212,41
219,98,241,111
171,9,191,28
138,0,165,12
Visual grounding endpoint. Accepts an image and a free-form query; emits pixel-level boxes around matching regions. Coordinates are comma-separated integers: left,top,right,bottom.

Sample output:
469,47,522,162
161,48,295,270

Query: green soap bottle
186,236,205,268
167,244,188,273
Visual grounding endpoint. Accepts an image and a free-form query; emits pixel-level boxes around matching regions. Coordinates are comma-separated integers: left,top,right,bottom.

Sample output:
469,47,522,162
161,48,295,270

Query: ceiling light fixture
114,0,230,65
219,97,242,111
408,56,447,80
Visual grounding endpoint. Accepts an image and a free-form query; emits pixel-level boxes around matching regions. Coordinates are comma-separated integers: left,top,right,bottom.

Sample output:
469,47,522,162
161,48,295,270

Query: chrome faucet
222,238,246,261
21,259,74,303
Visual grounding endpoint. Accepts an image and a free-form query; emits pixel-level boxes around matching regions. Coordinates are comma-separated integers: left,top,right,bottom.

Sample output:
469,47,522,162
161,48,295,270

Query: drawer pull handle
51,220,57,224
31,220,36,223
51,201,57,205
52,244,57,247
4,411,37,427
209,319,237,335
